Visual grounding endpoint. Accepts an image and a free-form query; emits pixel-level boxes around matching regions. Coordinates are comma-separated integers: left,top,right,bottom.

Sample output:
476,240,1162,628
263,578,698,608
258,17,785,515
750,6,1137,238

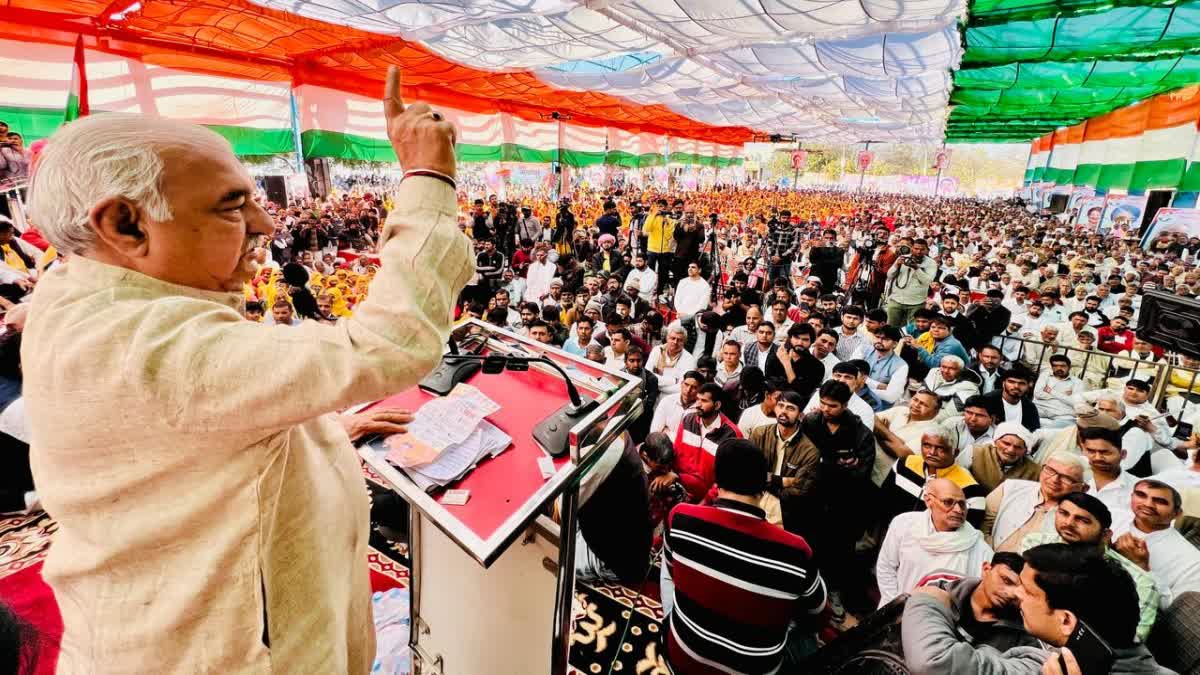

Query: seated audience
876,478,993,606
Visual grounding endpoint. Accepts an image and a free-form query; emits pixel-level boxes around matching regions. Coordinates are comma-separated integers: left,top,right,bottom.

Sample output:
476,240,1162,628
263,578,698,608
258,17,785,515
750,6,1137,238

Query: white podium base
412,514,562,675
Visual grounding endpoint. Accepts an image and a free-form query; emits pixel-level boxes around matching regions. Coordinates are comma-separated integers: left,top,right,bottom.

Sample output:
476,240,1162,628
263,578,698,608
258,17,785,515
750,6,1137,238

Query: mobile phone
1174,421,1194,440
1062,620,1114,675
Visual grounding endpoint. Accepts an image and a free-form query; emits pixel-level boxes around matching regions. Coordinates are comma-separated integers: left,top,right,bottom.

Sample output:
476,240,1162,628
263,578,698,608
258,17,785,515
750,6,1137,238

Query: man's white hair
1096,395,1127,417
1044,451,1087,474
27,113,228,255
939,354,964,368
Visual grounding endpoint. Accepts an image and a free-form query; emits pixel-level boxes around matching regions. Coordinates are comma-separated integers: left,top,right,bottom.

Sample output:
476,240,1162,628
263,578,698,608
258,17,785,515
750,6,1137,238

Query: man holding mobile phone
902,543,1174,675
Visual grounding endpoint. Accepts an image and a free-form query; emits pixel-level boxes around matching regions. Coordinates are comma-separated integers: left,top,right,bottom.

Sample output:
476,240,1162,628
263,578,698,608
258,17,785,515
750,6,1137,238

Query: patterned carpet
0,464,666,674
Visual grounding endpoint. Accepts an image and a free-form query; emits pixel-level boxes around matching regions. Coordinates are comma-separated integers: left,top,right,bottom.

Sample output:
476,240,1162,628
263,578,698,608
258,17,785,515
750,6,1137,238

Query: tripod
848,246,880,309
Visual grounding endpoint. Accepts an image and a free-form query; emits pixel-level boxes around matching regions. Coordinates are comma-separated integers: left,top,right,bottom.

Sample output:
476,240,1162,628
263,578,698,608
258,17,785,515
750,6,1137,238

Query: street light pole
933,142,947,198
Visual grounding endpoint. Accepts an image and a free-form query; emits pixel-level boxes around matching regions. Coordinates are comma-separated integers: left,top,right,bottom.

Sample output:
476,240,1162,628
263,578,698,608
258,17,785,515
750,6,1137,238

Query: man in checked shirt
767,210,800,283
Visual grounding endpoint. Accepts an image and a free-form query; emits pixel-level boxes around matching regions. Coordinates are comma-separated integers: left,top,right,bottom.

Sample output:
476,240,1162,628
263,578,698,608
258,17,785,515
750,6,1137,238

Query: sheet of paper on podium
377,384,511,493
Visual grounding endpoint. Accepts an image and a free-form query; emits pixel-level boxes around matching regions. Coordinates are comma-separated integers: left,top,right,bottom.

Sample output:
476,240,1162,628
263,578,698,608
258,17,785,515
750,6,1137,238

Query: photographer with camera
884,238,937,328
807,228,845,294
847,225,899,309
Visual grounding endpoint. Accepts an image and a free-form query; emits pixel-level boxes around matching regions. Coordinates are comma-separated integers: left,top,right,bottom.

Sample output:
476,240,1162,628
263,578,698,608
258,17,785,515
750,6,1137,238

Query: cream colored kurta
22,177,473,674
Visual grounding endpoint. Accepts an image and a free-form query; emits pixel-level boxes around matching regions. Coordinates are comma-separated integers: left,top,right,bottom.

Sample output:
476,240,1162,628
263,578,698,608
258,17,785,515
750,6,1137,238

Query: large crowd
3,126,1200,672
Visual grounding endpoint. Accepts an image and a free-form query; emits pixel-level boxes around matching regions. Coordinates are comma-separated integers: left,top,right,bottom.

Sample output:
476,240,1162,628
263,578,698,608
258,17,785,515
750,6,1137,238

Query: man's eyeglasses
933,496,967,511
1041,464,1082,485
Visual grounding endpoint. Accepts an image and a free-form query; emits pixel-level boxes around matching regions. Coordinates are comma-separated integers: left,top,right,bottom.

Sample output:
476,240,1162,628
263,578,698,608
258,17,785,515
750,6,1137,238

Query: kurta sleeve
129,177,475,433
875,515,904,605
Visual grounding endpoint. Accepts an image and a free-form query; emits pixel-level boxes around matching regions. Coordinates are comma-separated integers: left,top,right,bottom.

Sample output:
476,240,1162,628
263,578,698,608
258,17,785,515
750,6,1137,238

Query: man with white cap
981,452,1089,552
990,318,1024,363
966,422,1042,493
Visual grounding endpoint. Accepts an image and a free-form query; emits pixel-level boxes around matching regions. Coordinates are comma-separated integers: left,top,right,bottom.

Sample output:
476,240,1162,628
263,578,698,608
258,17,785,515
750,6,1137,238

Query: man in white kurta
875,479,993,606
21,78,473,673
1110,479,1200,607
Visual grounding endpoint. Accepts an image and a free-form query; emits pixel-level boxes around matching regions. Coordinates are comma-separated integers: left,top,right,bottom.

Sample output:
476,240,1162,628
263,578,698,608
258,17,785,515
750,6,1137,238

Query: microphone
419,344,597,458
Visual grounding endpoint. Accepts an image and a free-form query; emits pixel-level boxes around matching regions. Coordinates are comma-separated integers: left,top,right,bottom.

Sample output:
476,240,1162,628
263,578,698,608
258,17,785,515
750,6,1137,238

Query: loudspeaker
305,157,332,200
262,175,288,207
1136,290,1200,358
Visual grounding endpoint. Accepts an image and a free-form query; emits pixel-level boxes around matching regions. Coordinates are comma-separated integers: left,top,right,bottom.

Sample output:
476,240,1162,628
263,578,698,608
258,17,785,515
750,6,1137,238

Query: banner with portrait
1067,187,1095,214
1098,195,1147,237
1074,196,1107,231
1139,208,1200,250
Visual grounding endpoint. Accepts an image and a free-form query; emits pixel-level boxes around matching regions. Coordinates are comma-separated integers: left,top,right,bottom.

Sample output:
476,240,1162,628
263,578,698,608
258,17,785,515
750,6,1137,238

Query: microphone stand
423,349,598,458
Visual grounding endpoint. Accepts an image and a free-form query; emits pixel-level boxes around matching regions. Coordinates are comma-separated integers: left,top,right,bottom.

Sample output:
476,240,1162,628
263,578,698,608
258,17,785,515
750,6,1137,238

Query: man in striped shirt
662,438,827,674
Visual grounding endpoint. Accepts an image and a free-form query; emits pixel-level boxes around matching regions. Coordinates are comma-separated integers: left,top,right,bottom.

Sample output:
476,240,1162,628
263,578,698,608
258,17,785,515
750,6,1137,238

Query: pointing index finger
384,65,405,119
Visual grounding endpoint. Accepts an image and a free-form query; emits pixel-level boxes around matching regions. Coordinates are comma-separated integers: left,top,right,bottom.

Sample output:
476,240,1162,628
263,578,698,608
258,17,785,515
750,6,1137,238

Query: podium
358,320,644,674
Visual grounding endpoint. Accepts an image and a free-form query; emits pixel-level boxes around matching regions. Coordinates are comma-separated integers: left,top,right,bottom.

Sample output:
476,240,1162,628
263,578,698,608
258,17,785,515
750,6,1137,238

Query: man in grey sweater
902,543,1175,675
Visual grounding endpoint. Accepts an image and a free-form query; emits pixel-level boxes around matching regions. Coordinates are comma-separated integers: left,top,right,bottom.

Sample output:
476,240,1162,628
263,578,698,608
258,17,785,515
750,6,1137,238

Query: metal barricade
989,333,1200,419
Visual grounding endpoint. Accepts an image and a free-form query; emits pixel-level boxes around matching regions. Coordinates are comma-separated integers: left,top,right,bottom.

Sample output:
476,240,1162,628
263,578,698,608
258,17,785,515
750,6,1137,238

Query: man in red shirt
666,382,743,502
1097,315,1135,354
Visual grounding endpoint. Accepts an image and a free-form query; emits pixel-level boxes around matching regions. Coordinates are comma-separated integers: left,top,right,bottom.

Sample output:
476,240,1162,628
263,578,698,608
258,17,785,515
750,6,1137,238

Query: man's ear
89,197,150,257
1058,609,1078,645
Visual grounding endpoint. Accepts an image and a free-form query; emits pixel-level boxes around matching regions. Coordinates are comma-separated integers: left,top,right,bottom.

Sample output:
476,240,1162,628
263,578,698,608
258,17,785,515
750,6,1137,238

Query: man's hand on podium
340,407,415,443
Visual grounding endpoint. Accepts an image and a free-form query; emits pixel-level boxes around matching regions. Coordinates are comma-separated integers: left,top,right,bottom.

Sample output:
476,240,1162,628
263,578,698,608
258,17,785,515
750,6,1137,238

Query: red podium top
364,366,573,542
358,324,643,567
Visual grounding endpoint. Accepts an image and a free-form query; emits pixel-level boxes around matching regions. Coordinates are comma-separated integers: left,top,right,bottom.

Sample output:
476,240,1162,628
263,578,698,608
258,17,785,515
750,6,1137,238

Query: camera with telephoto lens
897,245,912,256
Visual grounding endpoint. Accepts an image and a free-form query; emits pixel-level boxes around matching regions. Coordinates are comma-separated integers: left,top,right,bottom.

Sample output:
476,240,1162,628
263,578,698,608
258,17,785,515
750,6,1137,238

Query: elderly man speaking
22,67,473,672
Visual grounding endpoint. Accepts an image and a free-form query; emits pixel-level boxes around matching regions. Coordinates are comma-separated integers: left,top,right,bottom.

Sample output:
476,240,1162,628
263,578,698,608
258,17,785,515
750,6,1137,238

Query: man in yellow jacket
642,198,675,293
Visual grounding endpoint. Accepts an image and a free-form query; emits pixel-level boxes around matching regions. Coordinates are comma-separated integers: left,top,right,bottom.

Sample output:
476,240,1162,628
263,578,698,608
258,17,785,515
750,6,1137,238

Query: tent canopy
948,0,1200,143
0,0,965,145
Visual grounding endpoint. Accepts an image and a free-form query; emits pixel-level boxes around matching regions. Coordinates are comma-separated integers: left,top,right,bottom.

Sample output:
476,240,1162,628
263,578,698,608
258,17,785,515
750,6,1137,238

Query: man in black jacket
981,366,1040,432
765,323,825,401
959,289,1012,353
808,228,845,293
801,380,877,612
623,346,659,444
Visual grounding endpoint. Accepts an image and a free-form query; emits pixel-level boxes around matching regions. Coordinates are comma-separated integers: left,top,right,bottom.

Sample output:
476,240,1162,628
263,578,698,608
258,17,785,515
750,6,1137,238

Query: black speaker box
1137,290,1200,359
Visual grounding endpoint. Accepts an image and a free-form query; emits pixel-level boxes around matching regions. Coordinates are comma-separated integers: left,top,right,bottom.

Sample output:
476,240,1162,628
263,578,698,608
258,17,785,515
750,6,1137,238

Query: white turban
994,422,1030,448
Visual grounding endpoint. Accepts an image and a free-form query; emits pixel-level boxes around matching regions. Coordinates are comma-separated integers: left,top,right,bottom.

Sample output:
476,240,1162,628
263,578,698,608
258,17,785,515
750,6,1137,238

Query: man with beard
971,344,1005,395
669,382,743,503
749,390,820,534
624,253,657,305
860,325,908,410
981,367,1041,432
474,237,505,303
1018,488,1160,642
765,323,825,401
649,369,701,437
